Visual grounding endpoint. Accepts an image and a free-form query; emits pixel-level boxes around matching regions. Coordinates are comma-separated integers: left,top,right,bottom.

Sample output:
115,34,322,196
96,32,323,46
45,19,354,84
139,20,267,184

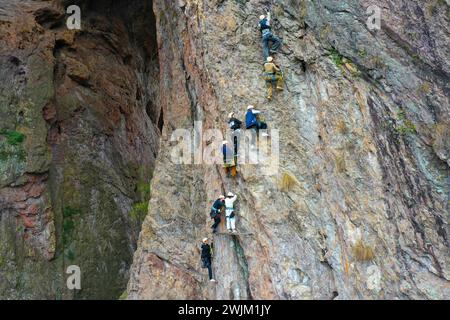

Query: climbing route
126,0,450,301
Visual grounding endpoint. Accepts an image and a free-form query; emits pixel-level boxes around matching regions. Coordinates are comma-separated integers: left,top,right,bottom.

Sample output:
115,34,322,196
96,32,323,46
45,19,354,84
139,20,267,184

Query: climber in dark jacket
201,238,215,282
245,105,268,131
210,195,225,233
228,112,242,131
259,13,282,60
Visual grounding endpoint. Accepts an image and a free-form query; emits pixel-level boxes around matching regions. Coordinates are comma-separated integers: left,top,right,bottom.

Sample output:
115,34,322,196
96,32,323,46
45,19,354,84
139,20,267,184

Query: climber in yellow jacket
263,56,283,100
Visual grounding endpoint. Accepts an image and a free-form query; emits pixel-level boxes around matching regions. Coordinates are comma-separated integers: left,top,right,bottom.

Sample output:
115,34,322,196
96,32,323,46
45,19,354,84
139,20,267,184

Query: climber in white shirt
224,192,238,233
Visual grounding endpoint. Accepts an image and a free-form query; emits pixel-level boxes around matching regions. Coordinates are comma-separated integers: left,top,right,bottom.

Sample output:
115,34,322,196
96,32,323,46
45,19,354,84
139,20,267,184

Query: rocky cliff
0,0,160,299
127,0,449,300
0,0,448,300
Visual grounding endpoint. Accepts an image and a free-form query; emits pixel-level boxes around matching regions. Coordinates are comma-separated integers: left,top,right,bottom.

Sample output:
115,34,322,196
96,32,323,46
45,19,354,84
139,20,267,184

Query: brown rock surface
0,0,160,299
127,0,449,300
0,0,448,300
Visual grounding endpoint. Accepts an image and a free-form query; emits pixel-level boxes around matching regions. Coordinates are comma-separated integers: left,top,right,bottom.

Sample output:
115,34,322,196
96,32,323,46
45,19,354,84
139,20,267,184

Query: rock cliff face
0,0,160,299
0,0,448,300
127,0,449,300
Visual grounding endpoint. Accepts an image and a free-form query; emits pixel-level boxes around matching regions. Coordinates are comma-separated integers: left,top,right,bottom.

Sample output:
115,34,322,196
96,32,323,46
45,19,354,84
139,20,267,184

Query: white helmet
219,195,225,199
228,112,234,118
267,56,273,62
227,192,234,197
202,237,208,243
260,15,266,20
247,105,254,110
222,140,228,144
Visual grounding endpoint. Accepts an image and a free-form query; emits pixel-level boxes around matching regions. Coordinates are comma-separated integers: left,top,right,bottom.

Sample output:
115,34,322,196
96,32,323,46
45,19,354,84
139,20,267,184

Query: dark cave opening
157,107,164,133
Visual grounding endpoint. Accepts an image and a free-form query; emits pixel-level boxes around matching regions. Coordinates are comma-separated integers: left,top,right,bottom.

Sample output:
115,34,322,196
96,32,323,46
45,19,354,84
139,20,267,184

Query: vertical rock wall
0,0,160,299
128,0,449,299
0,0,448,300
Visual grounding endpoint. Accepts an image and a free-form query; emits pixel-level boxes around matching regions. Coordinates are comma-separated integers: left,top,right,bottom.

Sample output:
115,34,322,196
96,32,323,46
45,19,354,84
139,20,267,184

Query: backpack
210,208,218,219
259,19,270,32
229,118,242,131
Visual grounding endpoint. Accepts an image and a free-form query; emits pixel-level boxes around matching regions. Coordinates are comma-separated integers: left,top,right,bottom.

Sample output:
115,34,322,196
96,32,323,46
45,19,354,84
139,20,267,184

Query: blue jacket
222,144,233,163
245,110,257,128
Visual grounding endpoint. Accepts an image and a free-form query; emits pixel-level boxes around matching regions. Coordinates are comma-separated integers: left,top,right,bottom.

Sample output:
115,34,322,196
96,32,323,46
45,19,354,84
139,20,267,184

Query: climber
224,192,238,233
201,238,216,282
264,56,284,100
259,12,282,61
245,105,269,137
222,140,237,177
210,195,225,233
228,112,242,159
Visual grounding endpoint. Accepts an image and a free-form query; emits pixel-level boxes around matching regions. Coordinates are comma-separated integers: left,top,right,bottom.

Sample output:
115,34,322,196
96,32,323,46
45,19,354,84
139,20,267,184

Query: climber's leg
257,121,268,130
270,34,282,53
276,74,284,90
262,35,270,61
230,217,236,232
211,216,221,233
231,166,237,177
226,216,232,231
266,81,273,100
233,134,238,156
206,259,213,280
224,166,230,177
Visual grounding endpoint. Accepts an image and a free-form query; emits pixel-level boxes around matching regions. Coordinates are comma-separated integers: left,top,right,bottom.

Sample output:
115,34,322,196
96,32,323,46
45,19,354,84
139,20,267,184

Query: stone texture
1,0,448,300
127,0,449,300
0,0,160,299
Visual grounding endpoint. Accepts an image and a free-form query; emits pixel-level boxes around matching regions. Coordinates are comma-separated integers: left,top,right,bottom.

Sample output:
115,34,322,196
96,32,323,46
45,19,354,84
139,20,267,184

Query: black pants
232,130,241,156
211,216,221,232
248,122,267,131
247,123,267,145
204,259,213,280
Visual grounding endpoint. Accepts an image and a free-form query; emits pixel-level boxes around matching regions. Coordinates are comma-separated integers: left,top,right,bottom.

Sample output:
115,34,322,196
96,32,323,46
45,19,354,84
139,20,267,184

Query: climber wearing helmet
245,105,269,137
228,112,242,160
210,195,225,233
222,140,237,177
201,238,216,282
264,56,284,100
224,192,238,233
259,12,282,60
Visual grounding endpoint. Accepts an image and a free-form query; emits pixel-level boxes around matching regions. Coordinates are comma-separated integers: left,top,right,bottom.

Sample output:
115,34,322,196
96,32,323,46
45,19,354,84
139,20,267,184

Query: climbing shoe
276,86,284,91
